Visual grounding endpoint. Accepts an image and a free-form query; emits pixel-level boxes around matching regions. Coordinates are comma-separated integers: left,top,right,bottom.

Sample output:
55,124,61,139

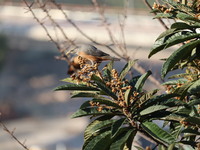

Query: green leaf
91,74,118,100
111,118,126,137
124,89,133,106
61,77,86,84
71,107,119,118
162,79,187,85
80,98,121,109
168,143,176,150
183,116,200,125
188,99,200,107
168,73,198,79
188,79,200,94
109,128,136,150
84,116,114,141
139,89,158,103
171,22,198,30
135,70,152,92
176,12,200,24
71,91,99,98
161,40,200,78
181,128,200,136
162,114,185,122
142,121,175,144
154,13,174,19
54,84,100,91
139,105,169,116
139,94,177,110
173,81,194,100
149,32,200,58
156,28,177,41
119,60,137,80
84,130,112,150
107,60,114,71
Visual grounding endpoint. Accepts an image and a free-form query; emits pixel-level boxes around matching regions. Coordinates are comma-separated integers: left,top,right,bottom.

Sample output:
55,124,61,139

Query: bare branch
91,0,127,58
0,122,30,150
23,0,71,63
36,0,76,47
143,0,169,30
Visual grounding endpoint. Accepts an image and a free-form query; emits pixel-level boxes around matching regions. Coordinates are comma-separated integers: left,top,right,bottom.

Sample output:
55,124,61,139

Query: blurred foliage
54,0,200,149
0,34,8,70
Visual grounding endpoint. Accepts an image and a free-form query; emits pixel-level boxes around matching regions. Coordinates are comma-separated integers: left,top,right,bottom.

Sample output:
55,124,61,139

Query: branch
36,0,76,47
143,0,169,30
91,0,126,58
23,0,71,63
0,122,29,150
50,0,124,59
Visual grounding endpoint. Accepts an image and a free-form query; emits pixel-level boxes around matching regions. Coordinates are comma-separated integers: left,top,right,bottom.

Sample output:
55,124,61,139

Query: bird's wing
86,45,109,57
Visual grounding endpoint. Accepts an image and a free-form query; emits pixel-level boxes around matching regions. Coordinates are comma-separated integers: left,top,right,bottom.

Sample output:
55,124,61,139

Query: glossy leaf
61,77,86,84
71,91,99,98
111,118,126,137
84,116,114,141
161,40,200,78
54,84,99,91
188,79,200,94
119,60,137,80
91,75,118,100
84,130,111,150
142,121,175,144
135,70,152,92
109,128,135,150
139,105,169,116
149,32,200,58
71,107,120,118
80,98,121,109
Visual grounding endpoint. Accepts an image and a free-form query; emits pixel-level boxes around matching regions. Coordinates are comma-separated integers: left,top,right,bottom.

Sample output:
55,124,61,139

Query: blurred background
0,0,170,150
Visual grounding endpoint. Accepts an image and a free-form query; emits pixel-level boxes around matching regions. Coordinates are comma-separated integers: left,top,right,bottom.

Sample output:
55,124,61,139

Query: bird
68,44,120,64
67,56,81,75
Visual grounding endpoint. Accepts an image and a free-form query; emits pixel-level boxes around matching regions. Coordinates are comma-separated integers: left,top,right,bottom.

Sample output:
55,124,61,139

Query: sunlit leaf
84,130,111,150
109,128,136,150
119,60,137,80
149,32,200,58
188,79,200,94
139,105,169,116
71,91,100,98
142,121,175,144
80,98,121,109
135,70,152,92
111,118,126,137
54,84,100,91
71,107,121,118
91,75,118,100
161,40,200,78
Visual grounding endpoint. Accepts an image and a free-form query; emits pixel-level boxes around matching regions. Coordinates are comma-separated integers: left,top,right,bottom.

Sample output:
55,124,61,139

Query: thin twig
119,0,129,54
91,0,126,58
36,0,76,47
23,0,71,63
0,122,29,150
50,0,124,59
143,0,169,30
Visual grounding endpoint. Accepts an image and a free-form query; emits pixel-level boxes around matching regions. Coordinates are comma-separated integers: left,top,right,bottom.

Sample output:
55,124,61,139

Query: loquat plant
54,0,200,149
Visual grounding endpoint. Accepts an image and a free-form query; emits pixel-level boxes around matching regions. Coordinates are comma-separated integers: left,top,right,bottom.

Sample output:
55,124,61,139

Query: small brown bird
67,56,81,75
67,44,120,74
71,44,120,64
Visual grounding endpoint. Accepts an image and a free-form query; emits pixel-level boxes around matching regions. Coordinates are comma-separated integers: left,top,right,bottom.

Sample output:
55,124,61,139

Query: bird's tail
101,56,120,61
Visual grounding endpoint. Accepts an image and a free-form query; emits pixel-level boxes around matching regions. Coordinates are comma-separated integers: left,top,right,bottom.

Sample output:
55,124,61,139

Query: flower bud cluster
152,2,174,13
70,56,99,84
